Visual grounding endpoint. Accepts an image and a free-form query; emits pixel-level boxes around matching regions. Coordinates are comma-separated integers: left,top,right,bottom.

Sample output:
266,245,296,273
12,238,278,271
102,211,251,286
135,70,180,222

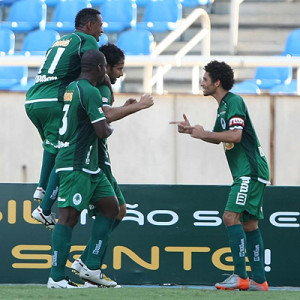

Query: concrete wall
0,92,298,185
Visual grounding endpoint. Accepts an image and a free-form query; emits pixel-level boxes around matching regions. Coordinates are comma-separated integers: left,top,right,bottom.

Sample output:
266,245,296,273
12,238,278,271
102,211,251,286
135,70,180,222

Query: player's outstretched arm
169,114,193,134
103,93,154,123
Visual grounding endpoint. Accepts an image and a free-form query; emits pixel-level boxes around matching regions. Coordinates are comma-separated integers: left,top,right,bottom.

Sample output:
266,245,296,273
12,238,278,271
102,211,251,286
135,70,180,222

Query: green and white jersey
213,92,270,183
55,79,106,174
26,31,99,104
96,84,112,166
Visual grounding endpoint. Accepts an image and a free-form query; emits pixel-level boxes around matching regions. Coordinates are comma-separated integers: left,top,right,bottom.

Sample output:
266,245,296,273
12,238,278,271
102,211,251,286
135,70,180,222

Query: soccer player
71,43,154,287
26,8,105,229
170,60,269,291
47,49,119,288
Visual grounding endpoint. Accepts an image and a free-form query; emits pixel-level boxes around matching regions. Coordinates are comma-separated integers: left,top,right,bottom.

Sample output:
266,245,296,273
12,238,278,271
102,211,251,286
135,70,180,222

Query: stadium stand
180,0,214,8
98,32,108,46
44,0,60,7
230,81,261,95
269,79,298,95
101,0,137,33
116,28,154,55
0,65,28,90
283,28,300,56
18,29,60,55
0,28,15,55
0,0,46,32
136,0,183,32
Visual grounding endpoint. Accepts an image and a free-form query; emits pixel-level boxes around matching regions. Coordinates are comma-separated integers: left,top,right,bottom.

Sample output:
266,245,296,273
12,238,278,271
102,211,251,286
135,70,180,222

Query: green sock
227,224,247,279
81,219,121,266
40,168,59,216
38,150,56,189
85,214,114,270
245,228,266,283
50,224,73,281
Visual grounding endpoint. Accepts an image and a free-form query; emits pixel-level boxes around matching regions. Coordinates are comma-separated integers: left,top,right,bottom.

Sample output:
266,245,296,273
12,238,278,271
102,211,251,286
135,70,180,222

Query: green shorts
88,163,125,217
226,176,266,222
57,170,116,212
25,101,64,154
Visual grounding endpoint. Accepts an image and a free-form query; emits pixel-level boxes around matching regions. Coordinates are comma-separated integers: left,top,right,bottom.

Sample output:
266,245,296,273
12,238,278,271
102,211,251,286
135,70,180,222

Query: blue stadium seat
283,28,300,56
269,80,298,95
0,0,46,32
252,66,293,89
135,0,151,6
230,81,261,95
0,28,15,55
0,66,28,90
101,0,137,33
90,0,106,6
0,0,20,6
44,0,61,6
180,0,213,7
19,29,60,55
116,28,154,55
137,0,182,32
46,0,92,32
98,33,108,46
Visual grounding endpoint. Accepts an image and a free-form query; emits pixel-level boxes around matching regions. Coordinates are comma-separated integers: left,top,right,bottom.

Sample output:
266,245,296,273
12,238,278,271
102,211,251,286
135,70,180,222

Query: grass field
0,285,300,300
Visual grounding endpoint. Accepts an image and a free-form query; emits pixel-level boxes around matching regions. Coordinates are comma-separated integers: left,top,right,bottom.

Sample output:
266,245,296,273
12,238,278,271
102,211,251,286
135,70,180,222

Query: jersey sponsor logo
58,197,66,202
102,97,109,103
258,146,265,157
98,107,103,114
223,142,234,151
35,74,58,83
236,177,250,205
52,39,71,48
229,117,244,128
57,140,70,148
73,193,82,206
64,91,73,101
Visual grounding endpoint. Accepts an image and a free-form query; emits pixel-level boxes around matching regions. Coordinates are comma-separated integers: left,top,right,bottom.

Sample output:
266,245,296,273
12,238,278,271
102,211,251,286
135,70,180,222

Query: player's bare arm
93,119,114,139
190,126,242,144
103,93,154,123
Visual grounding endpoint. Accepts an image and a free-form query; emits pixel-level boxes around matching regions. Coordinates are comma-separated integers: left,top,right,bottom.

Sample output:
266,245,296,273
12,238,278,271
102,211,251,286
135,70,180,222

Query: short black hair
99,43,125,68
75,8,101,29
81,49,105,71
204,60,235,91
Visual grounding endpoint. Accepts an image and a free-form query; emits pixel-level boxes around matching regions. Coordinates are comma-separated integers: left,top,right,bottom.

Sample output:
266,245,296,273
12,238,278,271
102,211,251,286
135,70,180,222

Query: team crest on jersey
73,193,82,206
220,118,226,129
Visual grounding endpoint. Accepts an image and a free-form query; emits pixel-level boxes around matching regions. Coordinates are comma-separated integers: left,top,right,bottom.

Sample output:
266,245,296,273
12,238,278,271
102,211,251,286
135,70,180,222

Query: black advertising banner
0,184,299,286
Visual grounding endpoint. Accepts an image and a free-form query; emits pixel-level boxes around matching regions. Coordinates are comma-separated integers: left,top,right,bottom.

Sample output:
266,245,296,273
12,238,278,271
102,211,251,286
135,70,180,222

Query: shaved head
81,49,106,71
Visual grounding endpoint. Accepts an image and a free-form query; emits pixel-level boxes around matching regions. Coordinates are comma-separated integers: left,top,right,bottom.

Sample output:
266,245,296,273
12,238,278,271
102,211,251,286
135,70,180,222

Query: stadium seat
137,0,182,32
44,0,61,6
135,0,151,6
0,28,15,55
101,0,137,33
19,29,60,55
252,66,293,90
180,0,214,7
90,0,106,6
0,66,28,90
0,0,46,32
46,0,92,32
269,79,298,95
230,81,261,95
116,28,154,55
98,33,108,46
283,28,300,56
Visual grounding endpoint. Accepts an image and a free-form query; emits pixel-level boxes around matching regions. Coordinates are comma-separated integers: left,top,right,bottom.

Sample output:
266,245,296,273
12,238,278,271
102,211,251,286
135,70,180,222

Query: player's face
106,58,125,84
201,72,218,96
89,14,104,42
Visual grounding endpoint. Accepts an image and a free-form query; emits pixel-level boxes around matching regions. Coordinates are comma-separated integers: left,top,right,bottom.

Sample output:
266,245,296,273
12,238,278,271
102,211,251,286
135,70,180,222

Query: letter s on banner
193,211,222,227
